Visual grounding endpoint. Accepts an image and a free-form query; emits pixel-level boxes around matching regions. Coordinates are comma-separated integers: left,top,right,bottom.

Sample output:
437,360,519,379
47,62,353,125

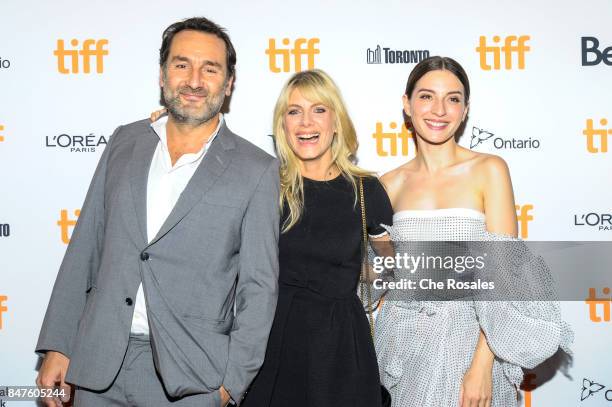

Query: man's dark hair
159,17,236,78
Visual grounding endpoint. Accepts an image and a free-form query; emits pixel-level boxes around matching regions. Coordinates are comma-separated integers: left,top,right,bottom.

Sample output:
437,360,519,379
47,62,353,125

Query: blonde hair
273,69,371,232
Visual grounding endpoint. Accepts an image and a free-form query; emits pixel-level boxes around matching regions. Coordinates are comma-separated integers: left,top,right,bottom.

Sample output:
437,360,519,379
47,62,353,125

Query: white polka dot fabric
374,209,572,407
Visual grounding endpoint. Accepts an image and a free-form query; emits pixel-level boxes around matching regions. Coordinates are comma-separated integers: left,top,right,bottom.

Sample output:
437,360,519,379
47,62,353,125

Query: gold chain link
359,178,375,341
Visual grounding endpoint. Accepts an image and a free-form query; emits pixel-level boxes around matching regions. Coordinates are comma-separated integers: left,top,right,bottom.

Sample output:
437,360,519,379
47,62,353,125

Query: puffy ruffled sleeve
473,233,573,385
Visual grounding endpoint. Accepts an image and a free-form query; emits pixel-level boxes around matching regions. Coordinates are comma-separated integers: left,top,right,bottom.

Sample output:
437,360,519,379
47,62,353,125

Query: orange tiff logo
0,295,7,330
583,118,611,153
0,123,5,142
476,35,530,70
373,122,414,157
58,209,81,244
586,287,611,322
266,38,319,73
516,204,533,239
54,39,109,74
522,373,537,407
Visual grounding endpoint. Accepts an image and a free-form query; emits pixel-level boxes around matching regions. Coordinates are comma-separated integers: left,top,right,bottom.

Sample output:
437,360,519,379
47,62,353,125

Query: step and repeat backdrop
1,0,611,405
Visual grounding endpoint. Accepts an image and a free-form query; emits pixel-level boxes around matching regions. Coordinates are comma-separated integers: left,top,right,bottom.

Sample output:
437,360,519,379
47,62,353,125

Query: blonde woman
242,70,393,407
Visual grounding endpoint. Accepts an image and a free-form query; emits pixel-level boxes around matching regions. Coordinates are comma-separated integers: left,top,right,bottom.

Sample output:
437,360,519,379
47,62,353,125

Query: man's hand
36,351,72,407
219,385,231,407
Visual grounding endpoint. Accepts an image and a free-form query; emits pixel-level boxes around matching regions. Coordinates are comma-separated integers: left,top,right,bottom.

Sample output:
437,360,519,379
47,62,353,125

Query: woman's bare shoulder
380,160,418,188
459,148,510,179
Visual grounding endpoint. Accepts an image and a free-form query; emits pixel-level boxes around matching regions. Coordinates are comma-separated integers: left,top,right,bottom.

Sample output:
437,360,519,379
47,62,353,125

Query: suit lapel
146,122,235,247
129,125,159,245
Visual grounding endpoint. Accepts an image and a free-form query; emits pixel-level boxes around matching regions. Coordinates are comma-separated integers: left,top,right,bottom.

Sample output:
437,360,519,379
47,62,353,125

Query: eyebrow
416,88,464,96
170,55,223,69
287,101,327,107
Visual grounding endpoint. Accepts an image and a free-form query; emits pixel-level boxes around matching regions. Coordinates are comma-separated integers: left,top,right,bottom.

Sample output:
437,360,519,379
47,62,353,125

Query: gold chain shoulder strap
359,177,375,340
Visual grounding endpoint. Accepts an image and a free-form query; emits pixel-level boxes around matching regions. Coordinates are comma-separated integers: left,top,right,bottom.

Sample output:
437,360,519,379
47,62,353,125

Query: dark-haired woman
374,56,572,407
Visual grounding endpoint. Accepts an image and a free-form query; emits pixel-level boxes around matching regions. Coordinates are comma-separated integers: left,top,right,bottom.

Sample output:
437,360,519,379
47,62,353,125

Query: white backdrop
1,0,611,405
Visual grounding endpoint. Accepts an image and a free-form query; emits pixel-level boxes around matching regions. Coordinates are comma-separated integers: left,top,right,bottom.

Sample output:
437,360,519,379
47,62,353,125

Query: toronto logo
366,45,429,64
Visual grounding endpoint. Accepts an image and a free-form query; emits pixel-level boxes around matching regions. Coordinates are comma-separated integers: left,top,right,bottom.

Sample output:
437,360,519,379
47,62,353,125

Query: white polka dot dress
374,209,573,407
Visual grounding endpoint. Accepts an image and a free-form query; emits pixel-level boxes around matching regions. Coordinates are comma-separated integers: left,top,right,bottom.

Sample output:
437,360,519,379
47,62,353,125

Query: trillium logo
470,127,494,148
581,378,605,401
470,126,541,150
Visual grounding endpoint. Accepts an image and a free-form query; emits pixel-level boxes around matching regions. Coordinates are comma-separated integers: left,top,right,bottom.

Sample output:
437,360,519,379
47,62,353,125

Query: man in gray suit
35,17,279,407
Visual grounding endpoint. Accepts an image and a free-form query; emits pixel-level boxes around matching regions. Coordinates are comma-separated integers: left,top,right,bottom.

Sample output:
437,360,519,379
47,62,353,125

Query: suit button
125,297,133,306
140,252,149,261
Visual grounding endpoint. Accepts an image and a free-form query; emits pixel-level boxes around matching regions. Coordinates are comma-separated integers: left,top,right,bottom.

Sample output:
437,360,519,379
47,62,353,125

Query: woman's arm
460,155,518,407
482,155,518,237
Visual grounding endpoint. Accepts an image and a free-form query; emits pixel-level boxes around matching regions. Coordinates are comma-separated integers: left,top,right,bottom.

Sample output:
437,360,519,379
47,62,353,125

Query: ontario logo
0,223,10,237
0,56,10,69
45,133,108,152
470,127,540,150
366,45,430,64
580,378,612,402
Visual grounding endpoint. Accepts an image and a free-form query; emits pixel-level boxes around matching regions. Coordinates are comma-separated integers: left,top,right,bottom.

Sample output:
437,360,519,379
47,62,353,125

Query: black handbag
359,178,392,407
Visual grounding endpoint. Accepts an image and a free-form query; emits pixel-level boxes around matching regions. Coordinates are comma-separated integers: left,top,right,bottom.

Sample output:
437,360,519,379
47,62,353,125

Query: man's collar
150,113,224,148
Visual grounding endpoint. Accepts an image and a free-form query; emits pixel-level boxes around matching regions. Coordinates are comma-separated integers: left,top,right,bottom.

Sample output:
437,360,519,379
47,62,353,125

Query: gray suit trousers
74,336,221,407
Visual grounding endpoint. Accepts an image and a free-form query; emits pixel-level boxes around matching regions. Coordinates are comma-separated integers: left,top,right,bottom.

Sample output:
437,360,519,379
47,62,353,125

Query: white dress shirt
130,114,223,335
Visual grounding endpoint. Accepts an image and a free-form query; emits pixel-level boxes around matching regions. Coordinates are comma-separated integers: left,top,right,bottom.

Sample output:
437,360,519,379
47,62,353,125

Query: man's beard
161,81,226,126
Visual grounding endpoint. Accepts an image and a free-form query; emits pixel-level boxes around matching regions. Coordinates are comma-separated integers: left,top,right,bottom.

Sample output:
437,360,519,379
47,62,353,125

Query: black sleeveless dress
242,175,393,407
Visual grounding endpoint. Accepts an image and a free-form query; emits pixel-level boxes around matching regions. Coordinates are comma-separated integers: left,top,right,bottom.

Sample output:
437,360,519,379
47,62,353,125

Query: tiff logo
58,209,80,244
54,39,109,74
516,204,533,239
266,38,319,73
367,45,382,64
476,35,530,70
583,118,611,153
522,373,537,407
0,123,4,143
0,296,7,330
372,122,413,157
586,287,611,322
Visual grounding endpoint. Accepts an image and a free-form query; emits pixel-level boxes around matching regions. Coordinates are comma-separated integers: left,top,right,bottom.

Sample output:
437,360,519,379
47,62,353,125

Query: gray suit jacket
36,119,280,404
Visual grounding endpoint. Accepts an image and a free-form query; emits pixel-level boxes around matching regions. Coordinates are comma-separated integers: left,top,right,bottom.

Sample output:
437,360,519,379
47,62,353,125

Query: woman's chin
415,133,456,146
